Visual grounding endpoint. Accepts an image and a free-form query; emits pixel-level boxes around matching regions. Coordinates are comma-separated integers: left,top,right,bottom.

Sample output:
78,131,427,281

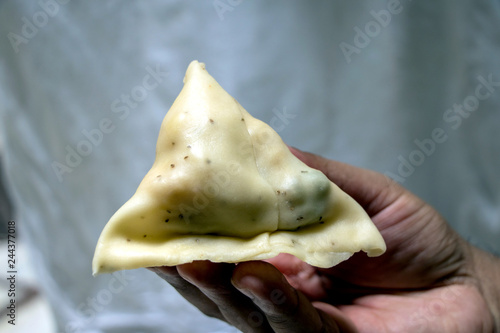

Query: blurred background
0,1,499,332
0,135,55,332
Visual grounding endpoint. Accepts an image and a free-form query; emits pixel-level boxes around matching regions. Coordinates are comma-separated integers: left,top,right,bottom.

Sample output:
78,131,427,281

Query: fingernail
233,278,279,312
239,287,257,301
232,278,256,300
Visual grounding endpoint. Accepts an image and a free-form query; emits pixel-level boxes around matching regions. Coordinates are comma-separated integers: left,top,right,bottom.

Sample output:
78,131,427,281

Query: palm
152,149,495,332
267,178,484,332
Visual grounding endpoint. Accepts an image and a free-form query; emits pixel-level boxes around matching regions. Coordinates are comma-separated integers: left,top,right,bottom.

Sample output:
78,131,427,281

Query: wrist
468,243,500,331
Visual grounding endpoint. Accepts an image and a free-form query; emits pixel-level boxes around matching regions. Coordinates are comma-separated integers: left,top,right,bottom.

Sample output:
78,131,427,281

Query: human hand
149,147,499,332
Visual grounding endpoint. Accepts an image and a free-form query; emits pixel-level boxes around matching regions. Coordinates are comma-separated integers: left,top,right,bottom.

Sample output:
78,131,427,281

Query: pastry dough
92,61,386,275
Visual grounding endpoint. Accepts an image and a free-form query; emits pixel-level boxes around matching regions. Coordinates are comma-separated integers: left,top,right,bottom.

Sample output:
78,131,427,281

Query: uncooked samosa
92,61,386,275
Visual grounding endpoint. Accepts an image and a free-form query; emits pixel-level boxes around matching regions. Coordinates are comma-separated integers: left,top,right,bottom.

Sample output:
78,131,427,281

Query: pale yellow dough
92,61,386,275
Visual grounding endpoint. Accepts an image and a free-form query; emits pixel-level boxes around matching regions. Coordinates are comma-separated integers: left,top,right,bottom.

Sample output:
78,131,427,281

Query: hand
149,147,500,332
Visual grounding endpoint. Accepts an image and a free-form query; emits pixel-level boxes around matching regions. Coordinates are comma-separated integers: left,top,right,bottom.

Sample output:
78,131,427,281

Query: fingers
148,266,224,321
176,261,274,332
232,261,357,333
152,261,357,333
289,146,405,216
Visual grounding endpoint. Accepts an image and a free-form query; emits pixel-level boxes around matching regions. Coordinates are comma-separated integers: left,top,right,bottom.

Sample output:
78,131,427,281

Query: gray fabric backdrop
1,1,499,332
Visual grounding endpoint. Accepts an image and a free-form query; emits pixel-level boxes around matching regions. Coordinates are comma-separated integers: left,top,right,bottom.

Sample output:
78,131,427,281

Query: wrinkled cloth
0,1,499,332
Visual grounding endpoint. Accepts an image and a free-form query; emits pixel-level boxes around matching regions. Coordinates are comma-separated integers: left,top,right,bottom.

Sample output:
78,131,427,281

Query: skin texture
149,147,500,332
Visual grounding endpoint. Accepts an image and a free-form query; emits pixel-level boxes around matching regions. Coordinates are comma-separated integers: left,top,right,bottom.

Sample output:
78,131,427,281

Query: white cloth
0,1,499,332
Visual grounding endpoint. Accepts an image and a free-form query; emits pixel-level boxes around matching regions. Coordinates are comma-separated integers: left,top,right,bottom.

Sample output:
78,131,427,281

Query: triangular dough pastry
92,61,386,275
